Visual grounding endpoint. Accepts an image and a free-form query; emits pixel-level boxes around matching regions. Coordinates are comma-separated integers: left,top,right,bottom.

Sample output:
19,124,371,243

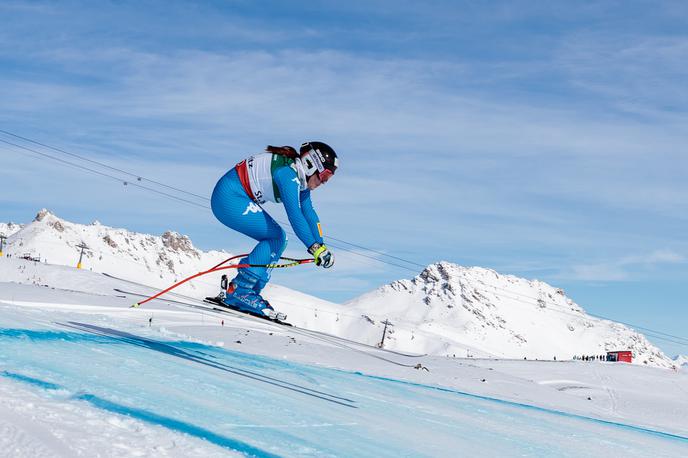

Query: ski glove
309,243,334,268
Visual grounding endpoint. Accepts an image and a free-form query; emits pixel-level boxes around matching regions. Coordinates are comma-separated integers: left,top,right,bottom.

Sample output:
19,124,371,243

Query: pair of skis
203,296,291,326
116,287,292,326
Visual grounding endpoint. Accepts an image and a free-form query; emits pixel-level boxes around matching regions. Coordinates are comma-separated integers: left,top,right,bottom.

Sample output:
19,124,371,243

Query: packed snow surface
0,258,687,456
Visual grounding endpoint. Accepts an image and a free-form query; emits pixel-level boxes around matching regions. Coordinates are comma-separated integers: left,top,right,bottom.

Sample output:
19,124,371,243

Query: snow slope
0,266,687,456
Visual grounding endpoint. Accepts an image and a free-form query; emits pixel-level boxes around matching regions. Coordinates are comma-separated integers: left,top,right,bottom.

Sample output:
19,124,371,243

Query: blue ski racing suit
211,152,326,315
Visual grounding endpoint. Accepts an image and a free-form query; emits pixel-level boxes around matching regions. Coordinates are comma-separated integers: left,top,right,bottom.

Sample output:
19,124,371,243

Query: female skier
210,141,339,320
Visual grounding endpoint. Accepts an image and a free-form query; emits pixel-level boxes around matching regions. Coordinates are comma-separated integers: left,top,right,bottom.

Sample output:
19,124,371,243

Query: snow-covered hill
2,209,229,297
0,210,673,368
0,221,23,237
344,262,673,367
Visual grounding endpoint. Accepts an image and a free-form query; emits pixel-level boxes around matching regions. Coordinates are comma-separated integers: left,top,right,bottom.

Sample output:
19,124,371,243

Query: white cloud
560,249,686,282
569,264,629,282
620,250,686,266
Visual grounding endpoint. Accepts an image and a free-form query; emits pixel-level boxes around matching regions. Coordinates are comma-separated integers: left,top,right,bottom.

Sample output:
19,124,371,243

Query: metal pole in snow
379,319,392,348
76,242,90,269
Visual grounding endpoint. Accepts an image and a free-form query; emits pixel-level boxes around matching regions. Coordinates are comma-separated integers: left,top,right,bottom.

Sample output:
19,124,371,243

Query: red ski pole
130,256,313,308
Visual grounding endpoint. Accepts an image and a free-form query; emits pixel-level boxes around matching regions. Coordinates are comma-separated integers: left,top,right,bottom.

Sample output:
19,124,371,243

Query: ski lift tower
0,233,6,257
377,319,393,348
76,242,90,269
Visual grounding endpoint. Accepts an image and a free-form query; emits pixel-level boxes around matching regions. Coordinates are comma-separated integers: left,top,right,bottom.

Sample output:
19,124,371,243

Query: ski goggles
319,168,334,183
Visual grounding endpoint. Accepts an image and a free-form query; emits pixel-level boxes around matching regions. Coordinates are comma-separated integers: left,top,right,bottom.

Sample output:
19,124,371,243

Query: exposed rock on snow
34,208,51,222
161,231,199,257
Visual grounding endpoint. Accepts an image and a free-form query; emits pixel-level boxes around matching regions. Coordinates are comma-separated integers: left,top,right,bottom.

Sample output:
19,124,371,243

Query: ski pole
130,256,313,308
130,254,247,307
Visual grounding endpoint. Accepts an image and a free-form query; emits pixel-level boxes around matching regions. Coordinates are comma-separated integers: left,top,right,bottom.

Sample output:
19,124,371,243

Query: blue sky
1,1,687,356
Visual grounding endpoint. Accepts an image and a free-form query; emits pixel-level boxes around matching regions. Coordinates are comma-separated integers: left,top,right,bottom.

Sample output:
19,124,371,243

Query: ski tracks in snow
593,364,620,417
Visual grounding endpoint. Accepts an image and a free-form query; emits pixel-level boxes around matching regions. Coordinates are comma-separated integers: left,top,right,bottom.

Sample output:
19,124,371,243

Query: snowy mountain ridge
0,210,674,367
345,262,673,367
2,209,230,296
0,221,23,237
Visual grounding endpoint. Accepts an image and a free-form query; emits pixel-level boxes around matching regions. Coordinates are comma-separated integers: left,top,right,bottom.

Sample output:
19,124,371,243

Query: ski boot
250,272,286,321
224,270,286,321
238,257,269,296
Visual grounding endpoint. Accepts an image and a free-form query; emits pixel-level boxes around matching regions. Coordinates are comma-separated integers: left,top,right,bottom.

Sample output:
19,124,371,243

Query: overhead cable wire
0,129,209,202
1,139,210,210
3,124,426,265
0,130,424,271
0,129,424,267
2,136,413,274
476,279,688,344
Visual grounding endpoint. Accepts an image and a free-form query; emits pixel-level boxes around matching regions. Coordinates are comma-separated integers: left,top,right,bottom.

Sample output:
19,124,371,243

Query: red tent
607,351,633,363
